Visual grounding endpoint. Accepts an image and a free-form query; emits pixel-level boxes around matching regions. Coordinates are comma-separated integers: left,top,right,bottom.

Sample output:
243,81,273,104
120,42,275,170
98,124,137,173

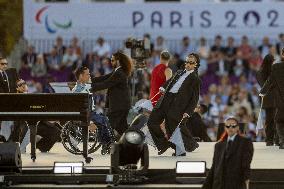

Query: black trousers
264,108,278,143
275,108,284,145
9,121,29,143
108,109,129,136
36,121,61,152
147,93,179,151
8,121,61,152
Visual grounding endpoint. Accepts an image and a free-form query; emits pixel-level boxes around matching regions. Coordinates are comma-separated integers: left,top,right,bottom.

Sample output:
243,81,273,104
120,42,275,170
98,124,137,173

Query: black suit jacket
256,69,275,108
91,68,130,113
156,70,201,121
0,68,18,93
202,135,254,189
261,62,284,109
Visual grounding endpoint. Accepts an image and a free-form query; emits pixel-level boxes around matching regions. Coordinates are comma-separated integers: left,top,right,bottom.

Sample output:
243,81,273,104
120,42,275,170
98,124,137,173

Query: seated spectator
62,47,78,68
46,47,61,71
54,36,66,60
224,36,237,75
276,33,284,55
31,54,47,78
179,36,195,60
93,37,111,58
258,36,272,58
70,36,82,57
21,45,37,69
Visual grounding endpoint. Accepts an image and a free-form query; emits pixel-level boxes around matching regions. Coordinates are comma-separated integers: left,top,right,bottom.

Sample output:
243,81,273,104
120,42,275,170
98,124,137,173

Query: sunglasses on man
17,82,27,87
225,124,238,129
0,62,8,66
185,61,196,65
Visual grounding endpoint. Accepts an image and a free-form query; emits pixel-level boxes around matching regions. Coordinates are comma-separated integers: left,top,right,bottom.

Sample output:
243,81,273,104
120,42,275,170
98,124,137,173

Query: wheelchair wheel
101,143,111,155
61,121,101,155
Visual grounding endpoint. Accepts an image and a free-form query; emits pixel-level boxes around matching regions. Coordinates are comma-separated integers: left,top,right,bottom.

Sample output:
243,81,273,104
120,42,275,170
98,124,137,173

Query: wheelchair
61,113,116,155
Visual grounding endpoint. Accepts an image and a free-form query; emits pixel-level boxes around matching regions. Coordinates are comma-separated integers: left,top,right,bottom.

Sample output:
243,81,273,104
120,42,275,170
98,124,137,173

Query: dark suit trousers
275,108,284,145
9,121,29,143
36,121,61,152
148,93,179,151
108,109,129,136
264,108,278,143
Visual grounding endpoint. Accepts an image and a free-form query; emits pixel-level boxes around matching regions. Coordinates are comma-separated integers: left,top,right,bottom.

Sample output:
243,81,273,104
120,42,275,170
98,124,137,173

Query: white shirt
169,70,194,93
227,134,237,142
115,66,121,72
72,82,95,110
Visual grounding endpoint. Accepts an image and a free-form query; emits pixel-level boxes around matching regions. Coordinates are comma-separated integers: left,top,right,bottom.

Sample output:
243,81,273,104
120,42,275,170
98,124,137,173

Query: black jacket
256,68,275,108
202,135,254,189
0,68,18,93
91,68,131,113
156,70,201,121
186,112,212,142
261,62,284,109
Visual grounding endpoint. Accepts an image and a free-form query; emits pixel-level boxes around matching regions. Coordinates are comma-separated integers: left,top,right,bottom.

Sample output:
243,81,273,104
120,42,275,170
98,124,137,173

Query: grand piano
0,93,93,163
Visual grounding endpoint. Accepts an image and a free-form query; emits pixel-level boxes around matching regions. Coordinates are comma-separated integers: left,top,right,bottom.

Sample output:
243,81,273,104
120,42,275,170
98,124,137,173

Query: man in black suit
187,104,212,142
0,57,19,142
261,48,284,149
202,117,254,189
91,51,132,136
256,54,278,146
0,57,18,93
147,53,201,155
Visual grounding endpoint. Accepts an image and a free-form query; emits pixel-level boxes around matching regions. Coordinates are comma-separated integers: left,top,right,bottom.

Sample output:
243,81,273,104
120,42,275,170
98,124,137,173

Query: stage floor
21,142,284,169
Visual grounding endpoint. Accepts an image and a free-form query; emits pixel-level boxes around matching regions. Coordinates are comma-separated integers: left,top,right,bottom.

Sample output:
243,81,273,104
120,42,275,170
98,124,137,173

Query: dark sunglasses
185,61,196,65
225,124,238,129
17,82,26,87
0,62,8,65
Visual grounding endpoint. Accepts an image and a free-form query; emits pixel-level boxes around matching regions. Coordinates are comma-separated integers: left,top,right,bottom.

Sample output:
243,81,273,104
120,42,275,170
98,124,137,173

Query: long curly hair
113,51,133,77
188,53,200,71
260,54,274,81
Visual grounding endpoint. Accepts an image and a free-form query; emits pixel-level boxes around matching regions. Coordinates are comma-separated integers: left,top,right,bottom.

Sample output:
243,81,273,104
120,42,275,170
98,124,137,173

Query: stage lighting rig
110,129,149,184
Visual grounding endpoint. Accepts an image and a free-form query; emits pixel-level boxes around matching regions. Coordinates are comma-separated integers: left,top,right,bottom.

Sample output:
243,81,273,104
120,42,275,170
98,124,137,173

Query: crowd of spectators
18,33,284,141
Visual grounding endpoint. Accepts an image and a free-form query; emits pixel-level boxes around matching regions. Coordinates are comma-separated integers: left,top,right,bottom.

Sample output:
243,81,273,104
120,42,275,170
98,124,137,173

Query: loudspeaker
217,123,245,140
0,142,22,173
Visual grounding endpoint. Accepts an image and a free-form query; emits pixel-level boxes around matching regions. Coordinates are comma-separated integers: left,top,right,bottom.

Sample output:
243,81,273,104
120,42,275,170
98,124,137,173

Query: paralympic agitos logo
35,6,72,34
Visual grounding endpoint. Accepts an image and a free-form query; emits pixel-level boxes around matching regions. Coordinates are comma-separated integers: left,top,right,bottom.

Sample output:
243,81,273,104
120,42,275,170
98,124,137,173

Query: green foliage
0,0,23,57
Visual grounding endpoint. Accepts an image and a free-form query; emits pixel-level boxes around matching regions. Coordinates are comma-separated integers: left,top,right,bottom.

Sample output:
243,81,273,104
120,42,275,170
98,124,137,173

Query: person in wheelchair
70,66,114,154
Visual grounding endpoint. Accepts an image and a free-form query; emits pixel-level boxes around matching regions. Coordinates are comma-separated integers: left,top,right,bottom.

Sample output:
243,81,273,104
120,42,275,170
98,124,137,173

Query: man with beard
91,51,133,138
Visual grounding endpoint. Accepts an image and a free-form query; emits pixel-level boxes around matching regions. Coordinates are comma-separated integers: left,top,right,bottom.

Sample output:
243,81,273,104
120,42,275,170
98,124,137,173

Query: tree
0,0,23,57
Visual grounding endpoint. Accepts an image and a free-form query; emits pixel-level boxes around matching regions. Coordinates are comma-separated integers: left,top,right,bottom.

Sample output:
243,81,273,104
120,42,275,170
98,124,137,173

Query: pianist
9,79,61,153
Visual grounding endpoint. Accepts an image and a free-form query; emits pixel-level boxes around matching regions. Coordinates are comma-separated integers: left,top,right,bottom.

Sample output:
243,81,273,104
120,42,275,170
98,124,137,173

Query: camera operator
91,51,133,137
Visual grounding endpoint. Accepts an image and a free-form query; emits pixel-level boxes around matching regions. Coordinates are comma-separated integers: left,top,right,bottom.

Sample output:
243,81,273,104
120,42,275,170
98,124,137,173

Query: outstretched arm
91,71,123,92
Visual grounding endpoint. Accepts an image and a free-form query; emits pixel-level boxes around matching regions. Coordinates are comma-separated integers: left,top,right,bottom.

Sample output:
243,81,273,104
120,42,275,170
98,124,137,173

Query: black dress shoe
172,152,186,156
266,141,274,146
158,146,168,155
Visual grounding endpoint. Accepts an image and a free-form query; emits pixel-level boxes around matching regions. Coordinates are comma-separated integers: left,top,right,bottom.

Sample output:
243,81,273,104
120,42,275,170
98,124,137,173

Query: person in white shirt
92,37,111,58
